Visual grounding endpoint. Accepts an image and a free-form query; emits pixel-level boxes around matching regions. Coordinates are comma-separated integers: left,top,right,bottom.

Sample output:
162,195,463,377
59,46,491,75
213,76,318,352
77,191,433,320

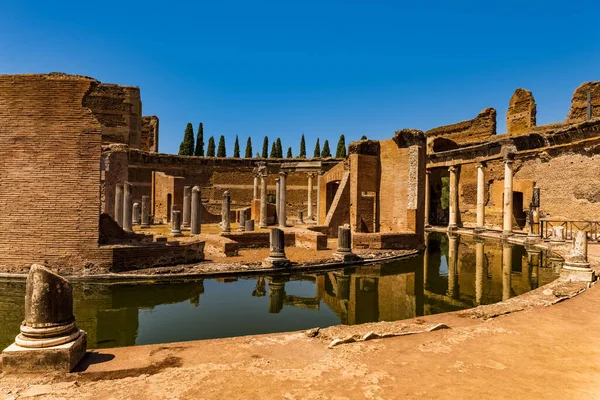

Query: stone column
238,210,246,232
253,175,259,200
279,171,287,228
316,171,322,225
264,228,290,267
307,173,314,220
171,210,183,237
123,182,133,233
448,166,459,231
475,162,486,233
447,232,459,299
114,184,124,227
503,159,514,237
141,195,150,228
221,190,231,233
561,230,594,282
245,219,255,232
191,186,201,236
182,186,191,230
259,172,268,228
132,202,141,225
267,280,286,313
275,178,280,224
334,225,355,261
502,242,513,301
424,170,431,228
475,238,485,305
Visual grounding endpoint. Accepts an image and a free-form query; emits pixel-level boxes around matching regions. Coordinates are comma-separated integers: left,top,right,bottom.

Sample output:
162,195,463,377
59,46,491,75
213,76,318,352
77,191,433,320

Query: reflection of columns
307,173,314,220
475,238,485,305
275,178,280,224
268,280,286,314
527,249,540,290
475,162,486,232
415,252,425,317
259,173,268,228
191,186,201,236
335,273,350,301
448,166,459,230
123,182,133,233
503,159,514,237
253,175,259,200
447,233,459,299
279,171,287,228
423,232,429,289
316,171,322,224
424,170,431,227
502,242,513,301
115,184,124,227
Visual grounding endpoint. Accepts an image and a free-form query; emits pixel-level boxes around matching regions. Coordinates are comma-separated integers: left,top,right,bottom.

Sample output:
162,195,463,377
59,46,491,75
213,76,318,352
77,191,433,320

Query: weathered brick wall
379,139,409,232
507,88,536,134
426,108,497,151
566,81,600,123
0,74,103,270
349,154,379,232
140,116,159,152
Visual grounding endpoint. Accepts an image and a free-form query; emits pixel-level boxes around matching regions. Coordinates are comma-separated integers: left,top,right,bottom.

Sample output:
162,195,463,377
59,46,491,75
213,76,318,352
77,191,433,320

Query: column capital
425,169,431,175
475,161,487,169
448,165,459,173
503,158,515,165
307,172,315,178
279,171,288,177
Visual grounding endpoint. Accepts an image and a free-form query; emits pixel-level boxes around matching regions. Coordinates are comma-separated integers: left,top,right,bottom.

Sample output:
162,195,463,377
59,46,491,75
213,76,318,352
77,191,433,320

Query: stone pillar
132,202,141,225
447,232,459,299
171,210,183,237
502,242,513,301
316,171,322,224
448,166,459,231
275,178,280,224
264,228,290,267
279,171,287,228
424,170,431,228
114,184,124,227
297,210,304,224
307,173,314,220
253,175,259,200
334,225,356,262
221,190,231,233
267,280,286,313
259,172,268,228
191,186,201,236
1,265,87,373
238,210,246,232
141,195,150,228
503,159,514,237
475,162,486,233
182,186,191,230
245,219,255,232
561,230,594,282
123,182,133,233
475,238,485,305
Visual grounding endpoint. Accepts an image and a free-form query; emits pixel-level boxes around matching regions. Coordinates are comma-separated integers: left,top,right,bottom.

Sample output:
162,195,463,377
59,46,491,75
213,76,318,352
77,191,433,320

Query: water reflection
0,232,559,350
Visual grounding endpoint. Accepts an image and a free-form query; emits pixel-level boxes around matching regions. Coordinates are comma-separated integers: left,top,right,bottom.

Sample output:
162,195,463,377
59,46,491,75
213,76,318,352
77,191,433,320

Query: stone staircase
324,171,350,227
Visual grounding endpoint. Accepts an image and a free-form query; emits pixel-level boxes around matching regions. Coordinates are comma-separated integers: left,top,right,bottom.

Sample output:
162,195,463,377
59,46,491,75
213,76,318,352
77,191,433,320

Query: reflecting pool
0,232,560,349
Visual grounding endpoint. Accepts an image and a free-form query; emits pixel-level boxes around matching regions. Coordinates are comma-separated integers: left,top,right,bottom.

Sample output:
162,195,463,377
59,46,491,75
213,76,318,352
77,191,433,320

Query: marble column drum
182,186,191,230
264,228,290,267
170,210,183,237
191,186,201,236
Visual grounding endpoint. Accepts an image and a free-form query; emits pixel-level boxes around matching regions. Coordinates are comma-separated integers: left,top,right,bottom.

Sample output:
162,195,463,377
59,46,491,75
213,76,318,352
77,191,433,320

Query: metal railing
540,219,600,241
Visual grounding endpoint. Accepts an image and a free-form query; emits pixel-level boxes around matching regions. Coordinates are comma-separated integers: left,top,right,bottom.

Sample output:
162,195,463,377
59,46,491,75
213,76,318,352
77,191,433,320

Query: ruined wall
0,74,103,270
349,154,379,233
83,83,142,149
507,89,536,134
566,81,600,123
101,145,129,219
426,108,496,151
140,116,159,152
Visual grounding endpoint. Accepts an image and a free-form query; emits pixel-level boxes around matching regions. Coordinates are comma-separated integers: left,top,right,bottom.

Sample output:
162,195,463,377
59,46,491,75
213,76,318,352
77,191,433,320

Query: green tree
261,136,269,158
194,122,204,156
275,138,283,158
206,136,216,157
178,123,195,155
321,140,331,158
233,135,240,158
286,147,293,158
441,177,450,210
361,135,367,140
313,138,320,158
245,137,253,158
270,141,277,158
299,134,306,158
217,135,226,157
336,134,347,158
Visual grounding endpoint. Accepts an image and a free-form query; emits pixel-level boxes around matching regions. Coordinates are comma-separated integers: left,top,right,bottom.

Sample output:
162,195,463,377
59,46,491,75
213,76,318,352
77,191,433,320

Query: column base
447,225,458,232
560,263,595,283
333,252,359,262
473,227,485,234
263,257,291,268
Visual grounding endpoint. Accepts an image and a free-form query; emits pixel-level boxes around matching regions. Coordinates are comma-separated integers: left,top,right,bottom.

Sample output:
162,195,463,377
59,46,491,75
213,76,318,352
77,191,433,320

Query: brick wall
426,108,497,151
140,116,159,152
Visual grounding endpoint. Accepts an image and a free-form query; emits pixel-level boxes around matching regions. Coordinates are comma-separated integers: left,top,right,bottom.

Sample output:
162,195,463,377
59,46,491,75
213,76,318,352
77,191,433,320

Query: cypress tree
261,136,269,158
217,135,226,157
233,135,240,158
178,123,195,155
361,135,367,140
194,122,204,156
275,138,283,158
270,141,277,158
321,140,331,158
287,147,293,158
336,134,347,158
207,136,216,157
299,134,306,158
313,138,320,158
245,137,253,158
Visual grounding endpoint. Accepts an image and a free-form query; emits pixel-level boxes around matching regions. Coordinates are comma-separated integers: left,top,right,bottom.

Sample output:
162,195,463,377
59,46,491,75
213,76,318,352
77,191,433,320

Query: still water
0,233,560,349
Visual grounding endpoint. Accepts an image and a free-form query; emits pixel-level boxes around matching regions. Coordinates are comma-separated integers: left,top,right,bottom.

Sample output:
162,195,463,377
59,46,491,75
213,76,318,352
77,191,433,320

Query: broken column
334,225,357,262
245,219,255,232
259,167,268,228
502,156,514,237
171,209,183,237
182,186,191,230
221,190,231,233
1,265,87,373
114,183,124,227
448,165,459,231
475,162,486,233
141,195,150,228
123,182,133,233
191,186,201,236
279,171,287,228
561,230,595,282
132,202,141,225
264,228,290,267
424,170,431,228
307,173,314,220
551,225,565,243
238,210,246,232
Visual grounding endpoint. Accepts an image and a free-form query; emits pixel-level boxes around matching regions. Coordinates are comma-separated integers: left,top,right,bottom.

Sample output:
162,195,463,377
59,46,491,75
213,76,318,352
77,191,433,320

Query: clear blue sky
2,1,600,155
